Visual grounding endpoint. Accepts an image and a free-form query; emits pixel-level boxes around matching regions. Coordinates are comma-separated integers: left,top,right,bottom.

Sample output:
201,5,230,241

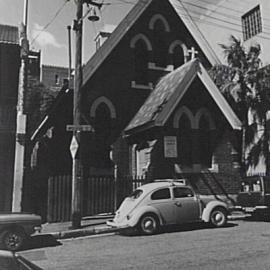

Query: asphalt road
19,219,270,270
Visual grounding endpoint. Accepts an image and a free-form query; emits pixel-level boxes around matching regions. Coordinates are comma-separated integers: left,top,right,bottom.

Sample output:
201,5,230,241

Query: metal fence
47,174,146,223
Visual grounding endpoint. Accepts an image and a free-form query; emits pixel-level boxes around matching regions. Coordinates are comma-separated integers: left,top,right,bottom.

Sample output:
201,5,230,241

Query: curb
228,214,250,220
41,214,249,240
43,226,119,240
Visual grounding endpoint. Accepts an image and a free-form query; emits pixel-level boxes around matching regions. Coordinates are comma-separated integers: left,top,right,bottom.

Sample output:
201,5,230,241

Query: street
19,219,270,270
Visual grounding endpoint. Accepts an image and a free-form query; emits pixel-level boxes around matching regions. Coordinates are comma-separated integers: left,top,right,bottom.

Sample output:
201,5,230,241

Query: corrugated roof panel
0,24,19,44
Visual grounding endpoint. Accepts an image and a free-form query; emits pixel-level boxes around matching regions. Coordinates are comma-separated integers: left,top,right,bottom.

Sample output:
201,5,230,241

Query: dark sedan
0,213,42,251
0,250,43,270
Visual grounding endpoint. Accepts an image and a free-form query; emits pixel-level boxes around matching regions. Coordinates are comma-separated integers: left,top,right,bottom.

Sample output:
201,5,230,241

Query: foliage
209,35,270,172
25,78,57,135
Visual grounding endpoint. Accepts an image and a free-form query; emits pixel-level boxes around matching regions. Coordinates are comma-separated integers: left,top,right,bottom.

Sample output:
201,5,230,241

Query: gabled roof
125,59,242,135
82,0,220,86
0,24,19,44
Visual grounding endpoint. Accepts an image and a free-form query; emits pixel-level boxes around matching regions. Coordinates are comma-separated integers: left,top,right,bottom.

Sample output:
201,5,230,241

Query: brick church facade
31,0,245,217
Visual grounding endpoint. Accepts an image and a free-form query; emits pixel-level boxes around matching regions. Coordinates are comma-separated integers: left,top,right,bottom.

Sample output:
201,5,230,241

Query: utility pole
12,0,29,212
67,25,72,82
68,0,99,229
71,0,84,229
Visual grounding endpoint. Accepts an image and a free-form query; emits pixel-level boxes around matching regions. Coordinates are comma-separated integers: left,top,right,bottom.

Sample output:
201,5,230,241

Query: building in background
0,24,20,211
40,65,72,92
0,24,41,211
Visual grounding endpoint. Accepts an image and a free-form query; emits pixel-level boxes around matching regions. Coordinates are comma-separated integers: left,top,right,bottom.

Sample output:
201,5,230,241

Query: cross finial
188,47,198,60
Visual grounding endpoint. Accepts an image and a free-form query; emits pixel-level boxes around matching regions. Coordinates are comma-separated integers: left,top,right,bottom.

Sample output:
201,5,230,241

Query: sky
0,0,133,67
1,0,269,67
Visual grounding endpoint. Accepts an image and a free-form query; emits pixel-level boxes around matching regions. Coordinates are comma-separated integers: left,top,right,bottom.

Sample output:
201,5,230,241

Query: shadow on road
118,222,238,237
162,222,238,234
243,215,270,222
22,234,62,251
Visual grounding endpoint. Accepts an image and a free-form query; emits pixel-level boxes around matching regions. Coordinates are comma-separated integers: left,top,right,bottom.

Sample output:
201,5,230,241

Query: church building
31,0,248,219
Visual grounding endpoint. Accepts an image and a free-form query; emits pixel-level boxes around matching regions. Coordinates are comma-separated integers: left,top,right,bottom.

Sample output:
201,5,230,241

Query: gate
47,174,146,223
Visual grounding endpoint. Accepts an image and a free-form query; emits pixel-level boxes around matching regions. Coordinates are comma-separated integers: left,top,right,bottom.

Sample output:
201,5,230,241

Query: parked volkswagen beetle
107,179,229,234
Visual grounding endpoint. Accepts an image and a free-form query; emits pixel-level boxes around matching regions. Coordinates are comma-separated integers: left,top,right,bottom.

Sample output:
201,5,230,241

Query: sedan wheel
0,230,25,251
210,208,227,227
139,214,159,235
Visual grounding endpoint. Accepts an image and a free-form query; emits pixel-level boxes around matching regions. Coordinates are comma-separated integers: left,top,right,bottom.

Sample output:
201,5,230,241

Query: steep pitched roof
125,59,242,134
82,0,220,86
0,24,19,44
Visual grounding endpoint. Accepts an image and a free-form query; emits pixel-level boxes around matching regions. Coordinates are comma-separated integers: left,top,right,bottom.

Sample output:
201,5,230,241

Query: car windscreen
129,189,143,199
241,178,262,192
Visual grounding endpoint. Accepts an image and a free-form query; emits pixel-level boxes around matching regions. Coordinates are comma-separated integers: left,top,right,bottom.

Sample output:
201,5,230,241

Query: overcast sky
0,0,133,66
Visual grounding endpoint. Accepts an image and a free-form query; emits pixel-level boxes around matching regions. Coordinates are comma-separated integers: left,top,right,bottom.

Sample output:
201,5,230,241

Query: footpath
38,211,248,240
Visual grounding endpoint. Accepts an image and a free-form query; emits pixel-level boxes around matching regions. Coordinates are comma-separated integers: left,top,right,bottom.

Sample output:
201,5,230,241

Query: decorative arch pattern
195,108,216,130
173,106,196,129
130,34,152,51
90,96,116,119
149,14,170,32
169,40,188,56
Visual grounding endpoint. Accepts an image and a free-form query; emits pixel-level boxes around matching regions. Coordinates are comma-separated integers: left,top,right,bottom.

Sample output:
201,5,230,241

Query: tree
209,35,270,175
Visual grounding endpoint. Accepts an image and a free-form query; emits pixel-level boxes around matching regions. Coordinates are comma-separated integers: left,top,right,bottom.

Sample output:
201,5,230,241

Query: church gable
125,59,241,136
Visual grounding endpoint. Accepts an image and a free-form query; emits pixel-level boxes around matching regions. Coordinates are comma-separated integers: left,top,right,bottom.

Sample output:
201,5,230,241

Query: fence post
47,177,53,223
114,165,118,212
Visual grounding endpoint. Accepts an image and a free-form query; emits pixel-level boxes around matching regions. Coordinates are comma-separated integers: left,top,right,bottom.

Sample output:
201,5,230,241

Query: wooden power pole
70,0,84,229
12,0,29,212
68,0,97,229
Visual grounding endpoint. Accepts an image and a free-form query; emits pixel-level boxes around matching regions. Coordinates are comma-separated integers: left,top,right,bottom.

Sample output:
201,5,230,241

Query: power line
184,8,270,36
178,12,270,42
181,0,270,30
182,0,269,19
30,0,69,46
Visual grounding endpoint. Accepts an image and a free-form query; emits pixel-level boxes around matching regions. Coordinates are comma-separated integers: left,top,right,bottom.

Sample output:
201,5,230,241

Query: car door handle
175,201,182,207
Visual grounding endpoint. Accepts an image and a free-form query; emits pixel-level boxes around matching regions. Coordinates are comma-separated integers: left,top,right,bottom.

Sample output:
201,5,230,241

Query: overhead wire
180,1,270,32
30,0,69,46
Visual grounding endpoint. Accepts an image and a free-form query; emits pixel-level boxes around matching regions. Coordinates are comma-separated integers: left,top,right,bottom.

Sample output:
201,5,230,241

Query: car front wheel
139,214,159,235
0,229,26,251
209,207,227,227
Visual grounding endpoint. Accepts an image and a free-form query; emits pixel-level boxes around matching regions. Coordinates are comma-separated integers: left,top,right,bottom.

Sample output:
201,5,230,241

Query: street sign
66,125,94,132
70,136,79,159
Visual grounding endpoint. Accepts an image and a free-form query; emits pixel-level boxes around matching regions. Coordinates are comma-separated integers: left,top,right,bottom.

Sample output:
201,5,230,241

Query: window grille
242,5,262,41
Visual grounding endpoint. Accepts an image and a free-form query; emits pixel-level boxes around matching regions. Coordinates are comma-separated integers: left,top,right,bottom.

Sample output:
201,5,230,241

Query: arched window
199,115,212,167
153,20,167,68
172,45,185,69
134,39,149,84
94,103,112,167
169,40,188,69
178,115,192,166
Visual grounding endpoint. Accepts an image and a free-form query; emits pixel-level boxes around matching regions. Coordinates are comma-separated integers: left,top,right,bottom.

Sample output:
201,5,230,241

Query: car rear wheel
139,214,159,235
0,229,26,251
210,207,227,227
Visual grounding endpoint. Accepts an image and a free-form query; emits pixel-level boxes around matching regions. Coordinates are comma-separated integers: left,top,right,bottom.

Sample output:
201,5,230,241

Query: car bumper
236,205,268,213
106,220,130,229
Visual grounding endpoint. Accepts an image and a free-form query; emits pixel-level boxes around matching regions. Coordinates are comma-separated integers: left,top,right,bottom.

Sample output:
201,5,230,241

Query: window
173,187,194,198
55,74,60,85
153,20,167,67
242,5,262,41
134,40,148,84
172,45,185,69
129,189,143,199
199,115,212,167
151,188,171,200
94,103,112,167
178,114,192,165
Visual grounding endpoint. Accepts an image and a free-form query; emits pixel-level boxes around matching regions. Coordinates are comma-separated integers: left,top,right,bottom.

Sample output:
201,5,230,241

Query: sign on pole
70,135,79,159
66,124,94,132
